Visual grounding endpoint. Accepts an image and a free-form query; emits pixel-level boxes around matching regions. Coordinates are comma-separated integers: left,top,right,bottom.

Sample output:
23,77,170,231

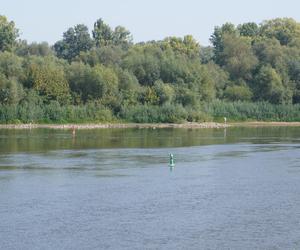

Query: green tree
204,62,230,98
210,23,238,65
175,86,198,106
253,37,293,100
93,19,132,48
24,56,70,104
113,26,133,48
221,34,258,81
153,80,175,105
54,24,93,61
117,68,141,106
200,46,214,63
122,45,161,86
159,49,191,84
93,19,114,47
77,46,124,66
224,85,253,101
260,18,300,46
253,38,284,68
162,35,200,59
0,52,23,80
0,73,24,105
0,15,18,51
287,58,300,103
0,51,24,105
238,22,259,37
67,62,118,103
253,65,285,104
16,41,53,57
117,68,140,91
199,66,216,101
140,86,159,105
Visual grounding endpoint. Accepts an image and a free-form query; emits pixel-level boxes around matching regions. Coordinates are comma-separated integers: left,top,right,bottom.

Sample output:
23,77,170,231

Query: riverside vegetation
0,16,300,123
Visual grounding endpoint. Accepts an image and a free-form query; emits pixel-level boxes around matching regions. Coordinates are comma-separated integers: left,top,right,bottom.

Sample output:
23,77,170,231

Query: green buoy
169,153,175,167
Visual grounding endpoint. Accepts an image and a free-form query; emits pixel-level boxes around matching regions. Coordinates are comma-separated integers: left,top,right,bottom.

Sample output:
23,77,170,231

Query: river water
0,127,300,249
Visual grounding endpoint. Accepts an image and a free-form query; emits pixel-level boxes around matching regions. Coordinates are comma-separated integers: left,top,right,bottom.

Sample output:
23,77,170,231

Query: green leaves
254,65,285,104
93,19,114,47
260,18,300,46
1,14,300,124
66,62,118,103
54,24,93,61
221,34,258,80
162,35,200,59
93,19,132,48
0,15,18,52
224,85,253,101
24,56,70,104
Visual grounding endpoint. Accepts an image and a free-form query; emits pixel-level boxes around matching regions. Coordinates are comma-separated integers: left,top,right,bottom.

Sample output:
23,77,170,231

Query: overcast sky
2,0,300,46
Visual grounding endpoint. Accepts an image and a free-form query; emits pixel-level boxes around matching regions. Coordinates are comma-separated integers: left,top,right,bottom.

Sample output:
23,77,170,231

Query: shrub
204,100,300,121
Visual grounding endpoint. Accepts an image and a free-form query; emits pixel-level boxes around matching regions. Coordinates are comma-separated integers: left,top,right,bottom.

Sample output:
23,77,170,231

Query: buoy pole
169,153,175,167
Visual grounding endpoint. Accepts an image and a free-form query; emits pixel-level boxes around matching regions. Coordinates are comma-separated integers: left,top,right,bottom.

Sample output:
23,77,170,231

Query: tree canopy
0,15,18,51
1,16,300,123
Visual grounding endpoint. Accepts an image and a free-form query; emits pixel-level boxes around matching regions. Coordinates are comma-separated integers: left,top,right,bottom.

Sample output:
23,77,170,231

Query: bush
0,102,115,123
120,104,187,123
204,100,300,121
0,100,300,124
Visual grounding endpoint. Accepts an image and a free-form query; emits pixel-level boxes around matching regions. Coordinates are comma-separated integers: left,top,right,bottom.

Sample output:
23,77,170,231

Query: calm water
1,127,300,250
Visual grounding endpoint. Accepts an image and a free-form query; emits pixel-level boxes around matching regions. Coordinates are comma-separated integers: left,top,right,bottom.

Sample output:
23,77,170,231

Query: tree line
0,15,300,123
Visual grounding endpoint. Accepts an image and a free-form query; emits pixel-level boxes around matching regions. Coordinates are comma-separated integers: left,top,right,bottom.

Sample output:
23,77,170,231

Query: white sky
2,0,300,46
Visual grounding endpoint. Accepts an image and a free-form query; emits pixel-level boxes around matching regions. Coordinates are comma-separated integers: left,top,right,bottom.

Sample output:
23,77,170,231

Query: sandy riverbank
229,121,300,127
0,122,228,129
1,121,300,129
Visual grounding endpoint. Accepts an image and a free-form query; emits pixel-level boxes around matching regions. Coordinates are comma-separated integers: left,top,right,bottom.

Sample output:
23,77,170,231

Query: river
0,127,300,249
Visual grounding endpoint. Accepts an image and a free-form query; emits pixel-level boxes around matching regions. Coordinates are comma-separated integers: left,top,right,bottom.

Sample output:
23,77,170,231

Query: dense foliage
1,15,300,123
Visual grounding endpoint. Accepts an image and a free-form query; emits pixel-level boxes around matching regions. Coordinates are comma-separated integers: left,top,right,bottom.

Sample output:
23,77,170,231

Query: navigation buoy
169,153,175,167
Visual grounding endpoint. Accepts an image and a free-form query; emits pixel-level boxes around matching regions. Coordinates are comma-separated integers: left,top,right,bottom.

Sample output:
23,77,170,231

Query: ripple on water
1,128,300,249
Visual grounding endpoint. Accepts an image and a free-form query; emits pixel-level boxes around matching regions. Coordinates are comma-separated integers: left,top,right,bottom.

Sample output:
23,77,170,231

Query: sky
2,0,300,46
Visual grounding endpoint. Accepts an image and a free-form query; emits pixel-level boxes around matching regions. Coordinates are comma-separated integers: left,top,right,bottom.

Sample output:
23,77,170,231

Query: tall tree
24,56,70,104
93,19,132,48
221,34,258,81
54,24,93,61
0,15,18,51
253,65,285,104
238,22,259,37
16,41,53,57
77,46,124,66
0,77,24,105
210,23,238,65
0,52,23,79
92,19,114,47
260,18,300,46
113,26,132,48
162,35,200,59
122,45,161,86
66,62,118,103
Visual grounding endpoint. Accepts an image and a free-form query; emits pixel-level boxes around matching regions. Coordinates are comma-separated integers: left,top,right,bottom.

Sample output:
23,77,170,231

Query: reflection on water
0,127,300,249
1,126,300,153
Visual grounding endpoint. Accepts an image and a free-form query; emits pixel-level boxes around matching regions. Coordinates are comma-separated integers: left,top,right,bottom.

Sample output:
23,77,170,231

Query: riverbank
0,122,228,129
1,121,300,129
230,122,300,127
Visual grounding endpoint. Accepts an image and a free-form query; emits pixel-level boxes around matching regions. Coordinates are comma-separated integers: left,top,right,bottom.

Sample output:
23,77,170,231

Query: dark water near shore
0,127,300,249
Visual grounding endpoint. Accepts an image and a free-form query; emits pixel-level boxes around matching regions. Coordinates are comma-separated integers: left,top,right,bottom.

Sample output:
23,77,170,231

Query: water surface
0,127,300,249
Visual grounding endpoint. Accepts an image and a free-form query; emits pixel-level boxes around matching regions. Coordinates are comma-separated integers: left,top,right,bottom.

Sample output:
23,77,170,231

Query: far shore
229,121,300,127
0,121,300,130
0,122,227,129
